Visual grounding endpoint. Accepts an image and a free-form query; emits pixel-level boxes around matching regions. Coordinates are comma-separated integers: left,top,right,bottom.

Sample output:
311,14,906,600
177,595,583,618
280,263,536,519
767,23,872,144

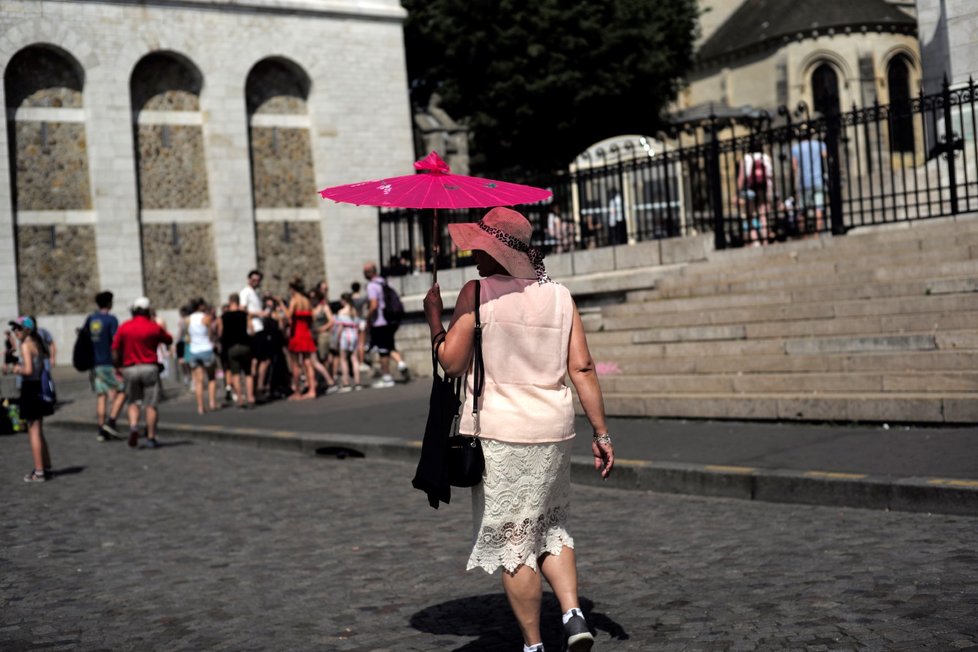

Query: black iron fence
380,77,978,276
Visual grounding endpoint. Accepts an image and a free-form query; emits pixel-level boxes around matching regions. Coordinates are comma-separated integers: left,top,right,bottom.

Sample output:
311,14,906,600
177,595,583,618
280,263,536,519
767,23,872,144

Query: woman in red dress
286,277,318,400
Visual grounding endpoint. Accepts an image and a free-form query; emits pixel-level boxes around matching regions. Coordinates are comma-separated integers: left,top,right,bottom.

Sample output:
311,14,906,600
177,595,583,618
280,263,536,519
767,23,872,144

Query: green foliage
403,0,699,178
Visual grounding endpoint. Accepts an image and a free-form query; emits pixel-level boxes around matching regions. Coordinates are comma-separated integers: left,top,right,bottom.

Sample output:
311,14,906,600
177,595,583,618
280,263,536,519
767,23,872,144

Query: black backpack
72,317,94,372
379,281,405,326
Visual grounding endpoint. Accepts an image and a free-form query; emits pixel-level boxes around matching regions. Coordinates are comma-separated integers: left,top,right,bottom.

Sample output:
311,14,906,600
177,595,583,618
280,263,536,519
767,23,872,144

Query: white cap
132,296,151,310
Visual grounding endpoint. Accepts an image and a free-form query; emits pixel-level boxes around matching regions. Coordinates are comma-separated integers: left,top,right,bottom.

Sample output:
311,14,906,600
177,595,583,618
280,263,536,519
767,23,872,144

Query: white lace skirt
466,438,575,574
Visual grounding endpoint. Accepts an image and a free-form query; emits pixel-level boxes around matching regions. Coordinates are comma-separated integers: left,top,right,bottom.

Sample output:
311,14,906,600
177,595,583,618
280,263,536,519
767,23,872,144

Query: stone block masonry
256,221,325,298
12,121,91,210
16,224,98,315
142,223,218,310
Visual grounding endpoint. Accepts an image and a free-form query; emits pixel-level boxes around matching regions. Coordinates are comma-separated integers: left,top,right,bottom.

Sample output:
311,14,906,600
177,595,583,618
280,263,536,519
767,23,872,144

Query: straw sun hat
447,207,551,282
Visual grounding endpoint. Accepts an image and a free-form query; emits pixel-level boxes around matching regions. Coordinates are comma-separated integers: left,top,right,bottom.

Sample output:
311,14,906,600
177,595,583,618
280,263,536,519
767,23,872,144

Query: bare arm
19,340,35,377
424,281,477,377
567,303,614,478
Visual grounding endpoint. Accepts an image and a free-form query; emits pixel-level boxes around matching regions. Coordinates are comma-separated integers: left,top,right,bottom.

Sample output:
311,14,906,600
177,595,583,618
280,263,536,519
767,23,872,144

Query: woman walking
423,207,615,652
183,298,218,414
286,277,318,400
3,316,54,482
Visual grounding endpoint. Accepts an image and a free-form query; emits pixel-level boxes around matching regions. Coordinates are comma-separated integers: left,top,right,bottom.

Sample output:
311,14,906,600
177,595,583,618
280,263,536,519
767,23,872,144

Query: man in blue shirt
791,129,828,234
88,291,126,441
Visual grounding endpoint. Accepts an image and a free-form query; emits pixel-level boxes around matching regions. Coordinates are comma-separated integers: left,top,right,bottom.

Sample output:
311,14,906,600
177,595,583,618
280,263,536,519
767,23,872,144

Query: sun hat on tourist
132,296,151,310
447,207,551,282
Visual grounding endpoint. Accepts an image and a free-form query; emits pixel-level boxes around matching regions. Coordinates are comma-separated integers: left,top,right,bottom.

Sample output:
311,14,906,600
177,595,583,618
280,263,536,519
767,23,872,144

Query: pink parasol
319,151,551,281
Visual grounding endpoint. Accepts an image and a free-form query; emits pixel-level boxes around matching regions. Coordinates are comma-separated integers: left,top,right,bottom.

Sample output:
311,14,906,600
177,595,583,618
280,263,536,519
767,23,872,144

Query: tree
403,0,700,179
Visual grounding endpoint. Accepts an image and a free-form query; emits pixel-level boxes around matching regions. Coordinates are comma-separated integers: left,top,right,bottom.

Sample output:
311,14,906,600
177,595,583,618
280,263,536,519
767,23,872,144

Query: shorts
121,364,162,407
90,365,124,395
19,380,55,422
226,343,252,376
187,349,216,369
251,333,274,362
316,332,331,360
370,324,397,355
800,187,825,210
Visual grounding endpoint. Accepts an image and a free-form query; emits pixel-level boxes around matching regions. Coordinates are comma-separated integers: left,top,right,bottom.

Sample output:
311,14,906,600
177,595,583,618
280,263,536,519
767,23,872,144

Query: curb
53,419,978,517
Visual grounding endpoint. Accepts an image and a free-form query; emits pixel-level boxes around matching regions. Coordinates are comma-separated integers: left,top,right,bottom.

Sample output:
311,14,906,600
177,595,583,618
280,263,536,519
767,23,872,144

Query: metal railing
380,76,978,276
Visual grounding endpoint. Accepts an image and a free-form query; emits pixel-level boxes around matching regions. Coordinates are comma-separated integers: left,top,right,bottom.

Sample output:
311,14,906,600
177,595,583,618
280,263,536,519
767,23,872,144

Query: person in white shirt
239,269,269,388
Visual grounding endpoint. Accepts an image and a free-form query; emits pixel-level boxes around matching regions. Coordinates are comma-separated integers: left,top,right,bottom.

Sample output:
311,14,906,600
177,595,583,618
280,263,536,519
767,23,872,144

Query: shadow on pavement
410,594,626,651
51,465,85,477
142,440,194,449
314,446,366,459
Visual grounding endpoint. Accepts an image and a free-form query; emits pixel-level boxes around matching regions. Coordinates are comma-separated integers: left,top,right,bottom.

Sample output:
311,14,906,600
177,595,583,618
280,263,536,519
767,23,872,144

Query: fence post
941,75,960,215
708,116,727,250
825,110,846,235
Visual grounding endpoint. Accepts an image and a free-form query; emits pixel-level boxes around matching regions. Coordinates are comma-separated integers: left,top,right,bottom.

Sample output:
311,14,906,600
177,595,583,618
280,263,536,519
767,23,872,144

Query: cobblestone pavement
2,428,977,651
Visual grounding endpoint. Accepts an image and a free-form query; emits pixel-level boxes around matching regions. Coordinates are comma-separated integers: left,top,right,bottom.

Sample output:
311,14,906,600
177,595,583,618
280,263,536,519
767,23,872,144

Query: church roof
697,0,916,66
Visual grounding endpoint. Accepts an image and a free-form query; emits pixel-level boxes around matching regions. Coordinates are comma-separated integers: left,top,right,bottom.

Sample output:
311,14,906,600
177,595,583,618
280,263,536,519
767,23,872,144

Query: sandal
23,470,47,483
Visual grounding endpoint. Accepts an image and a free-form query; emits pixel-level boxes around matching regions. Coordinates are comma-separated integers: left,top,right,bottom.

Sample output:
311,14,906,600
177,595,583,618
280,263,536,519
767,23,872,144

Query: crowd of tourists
1,261,411,481
170,264,409,413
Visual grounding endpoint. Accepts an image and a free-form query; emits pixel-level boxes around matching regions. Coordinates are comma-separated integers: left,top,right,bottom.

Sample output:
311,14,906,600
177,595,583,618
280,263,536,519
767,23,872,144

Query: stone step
601,293,978,331
622,275,978,312
661,243,976,291
596,371,978,395
627,311,978,344
587,329,978,359
596,350,978,375
646,259,978,302
596,392,978,423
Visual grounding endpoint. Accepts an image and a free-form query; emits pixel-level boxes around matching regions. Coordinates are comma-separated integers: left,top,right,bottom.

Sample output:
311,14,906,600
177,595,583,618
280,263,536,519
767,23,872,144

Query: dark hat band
477,220,552,284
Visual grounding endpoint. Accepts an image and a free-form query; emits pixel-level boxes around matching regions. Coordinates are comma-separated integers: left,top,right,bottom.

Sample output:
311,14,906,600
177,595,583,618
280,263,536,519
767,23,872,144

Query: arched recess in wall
4,44,98,315
811,62,842,118
130,51,218,309
886,54,916,153
245,56,324,297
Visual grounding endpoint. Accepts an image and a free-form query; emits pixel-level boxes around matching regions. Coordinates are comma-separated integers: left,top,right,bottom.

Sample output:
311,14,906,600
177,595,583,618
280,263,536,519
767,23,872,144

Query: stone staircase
392,216,978,424
588,218,978,423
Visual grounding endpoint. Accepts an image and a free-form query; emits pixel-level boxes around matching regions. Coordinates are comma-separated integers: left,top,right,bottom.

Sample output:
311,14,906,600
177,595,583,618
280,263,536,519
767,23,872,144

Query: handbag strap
471,280,485,430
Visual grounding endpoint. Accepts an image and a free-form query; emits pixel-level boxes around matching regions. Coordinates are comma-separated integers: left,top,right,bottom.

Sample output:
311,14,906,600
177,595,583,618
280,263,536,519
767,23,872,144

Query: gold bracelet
593,433,612,445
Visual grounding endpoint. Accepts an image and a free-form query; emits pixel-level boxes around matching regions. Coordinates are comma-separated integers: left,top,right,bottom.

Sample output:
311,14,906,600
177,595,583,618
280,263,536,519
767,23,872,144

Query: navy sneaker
564,612,593,652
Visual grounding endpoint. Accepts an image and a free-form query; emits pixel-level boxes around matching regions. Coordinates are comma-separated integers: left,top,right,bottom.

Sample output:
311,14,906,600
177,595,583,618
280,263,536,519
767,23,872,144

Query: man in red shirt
112,297,172,448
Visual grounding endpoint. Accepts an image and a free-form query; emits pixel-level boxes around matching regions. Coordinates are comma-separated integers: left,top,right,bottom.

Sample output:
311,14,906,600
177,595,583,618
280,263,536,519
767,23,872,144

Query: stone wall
255,221,325,298
16,225,98,315
142,223,218,309
136,125,209,209
12,121,91,210
250,127,316,208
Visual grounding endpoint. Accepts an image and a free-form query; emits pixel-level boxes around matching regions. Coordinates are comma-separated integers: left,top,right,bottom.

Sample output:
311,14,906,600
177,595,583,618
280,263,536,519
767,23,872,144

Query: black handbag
446,280,485,487
411,280,486,506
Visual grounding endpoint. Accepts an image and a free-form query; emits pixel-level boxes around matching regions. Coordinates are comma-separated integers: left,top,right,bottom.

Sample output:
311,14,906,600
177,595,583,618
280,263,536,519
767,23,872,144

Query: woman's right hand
424,283,443,327
592,437,615,479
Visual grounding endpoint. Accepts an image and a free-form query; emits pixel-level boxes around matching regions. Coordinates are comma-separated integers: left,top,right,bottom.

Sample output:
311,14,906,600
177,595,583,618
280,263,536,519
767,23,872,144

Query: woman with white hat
424,206,615,652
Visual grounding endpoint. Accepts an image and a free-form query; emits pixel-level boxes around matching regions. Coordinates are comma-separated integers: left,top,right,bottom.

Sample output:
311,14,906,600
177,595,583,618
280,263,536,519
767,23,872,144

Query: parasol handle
431,208,439,284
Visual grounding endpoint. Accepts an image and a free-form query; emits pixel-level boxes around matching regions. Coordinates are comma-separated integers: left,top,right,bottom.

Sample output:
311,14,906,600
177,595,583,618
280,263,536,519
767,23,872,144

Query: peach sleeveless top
459,275,576,444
